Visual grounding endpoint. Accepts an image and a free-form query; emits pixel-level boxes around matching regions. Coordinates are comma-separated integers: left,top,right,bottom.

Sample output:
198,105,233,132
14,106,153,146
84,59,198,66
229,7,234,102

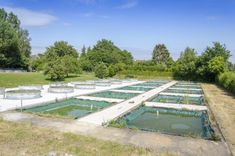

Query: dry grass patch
0,119,177,156
202,84,235,155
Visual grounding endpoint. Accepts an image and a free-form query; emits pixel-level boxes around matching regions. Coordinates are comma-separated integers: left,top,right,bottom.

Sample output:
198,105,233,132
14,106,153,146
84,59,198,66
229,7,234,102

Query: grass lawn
0,72,173,88
0,119,173,156
116,71,173,80
0,72,97,88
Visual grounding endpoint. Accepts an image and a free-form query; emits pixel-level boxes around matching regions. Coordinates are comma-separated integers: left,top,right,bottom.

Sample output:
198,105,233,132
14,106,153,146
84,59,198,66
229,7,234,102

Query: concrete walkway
159,92,203,97
145,102,207,111
174,84,200,87
169,87,202,91
110,89,144,94
0,112,230,156
0,81,144,112
131,85,156,88
77,81,177,125
76,96,124,103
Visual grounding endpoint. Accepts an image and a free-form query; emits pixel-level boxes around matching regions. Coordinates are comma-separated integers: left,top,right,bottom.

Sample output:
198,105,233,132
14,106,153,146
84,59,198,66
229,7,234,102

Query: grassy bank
0,72,97,88
0,119,157,156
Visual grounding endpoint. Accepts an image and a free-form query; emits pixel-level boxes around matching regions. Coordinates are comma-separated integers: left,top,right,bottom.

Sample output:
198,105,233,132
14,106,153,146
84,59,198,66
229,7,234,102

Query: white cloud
117,0,138,9
1,6,57,26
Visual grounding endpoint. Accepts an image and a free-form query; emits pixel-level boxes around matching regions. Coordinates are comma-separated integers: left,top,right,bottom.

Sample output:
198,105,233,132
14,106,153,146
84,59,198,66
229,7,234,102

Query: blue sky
0,0,235,62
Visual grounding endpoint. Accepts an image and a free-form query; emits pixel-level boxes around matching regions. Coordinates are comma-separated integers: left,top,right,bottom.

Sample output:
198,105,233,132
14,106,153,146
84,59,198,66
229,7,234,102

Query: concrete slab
174,84,200,86
130,86,156,88
110,89,144,94
145,102,207,111
76,96,124,103
159,92,203,97
169,87,202,91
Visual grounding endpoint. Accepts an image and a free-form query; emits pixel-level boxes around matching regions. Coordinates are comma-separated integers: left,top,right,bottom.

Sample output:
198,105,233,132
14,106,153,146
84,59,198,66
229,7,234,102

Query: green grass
0,72,97,88
108,120,127,128
0,71,173,88
46,105,97,117
116,71,173,80
0,119,159,156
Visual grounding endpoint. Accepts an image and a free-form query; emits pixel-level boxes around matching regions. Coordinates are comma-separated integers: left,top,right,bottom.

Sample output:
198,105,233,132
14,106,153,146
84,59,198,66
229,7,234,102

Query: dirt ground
202,83,235,155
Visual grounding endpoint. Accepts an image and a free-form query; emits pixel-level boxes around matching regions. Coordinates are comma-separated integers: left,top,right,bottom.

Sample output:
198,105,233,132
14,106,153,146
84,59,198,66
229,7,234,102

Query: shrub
94,63,108,79
108,65,117,77
79,58,93,72
217,72,235,94
44,58,66,80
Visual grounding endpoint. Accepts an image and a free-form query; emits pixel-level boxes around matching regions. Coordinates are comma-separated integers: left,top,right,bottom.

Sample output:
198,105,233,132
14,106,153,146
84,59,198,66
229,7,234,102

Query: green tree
43,53,66,80
44,41,79,80
173,47,197,80
165,57,175,69
94,63,108,79
196,42,231,81
46,41,78,58
227,61,234,71
202,42,230,61
217,72,235,94
79,57,93,72
0,8,31,69
30,54,45,71
108,65,118,77
208,56,226,78
80,45,86,58
62,55,81,77
152,44,171,65
86,39,133,66
87,46,91,53
114,63,126,72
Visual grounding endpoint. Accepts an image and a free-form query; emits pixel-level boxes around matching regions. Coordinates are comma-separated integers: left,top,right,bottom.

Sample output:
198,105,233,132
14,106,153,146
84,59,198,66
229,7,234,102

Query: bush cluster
217,72,235,94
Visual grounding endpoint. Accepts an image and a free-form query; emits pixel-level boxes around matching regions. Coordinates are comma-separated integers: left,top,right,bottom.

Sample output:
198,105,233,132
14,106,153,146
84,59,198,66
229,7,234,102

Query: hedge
217,72,235,94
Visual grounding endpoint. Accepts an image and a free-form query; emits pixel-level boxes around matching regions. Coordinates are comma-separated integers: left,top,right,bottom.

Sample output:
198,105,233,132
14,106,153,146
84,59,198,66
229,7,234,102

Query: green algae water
19,98,111,119
118,86,152,91
128,112,202,136
150,95,204,105
89,91,139,99
115,106,213,139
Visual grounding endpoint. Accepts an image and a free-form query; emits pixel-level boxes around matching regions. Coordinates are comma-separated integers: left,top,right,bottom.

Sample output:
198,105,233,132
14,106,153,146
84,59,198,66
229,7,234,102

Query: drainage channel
77,81,177,125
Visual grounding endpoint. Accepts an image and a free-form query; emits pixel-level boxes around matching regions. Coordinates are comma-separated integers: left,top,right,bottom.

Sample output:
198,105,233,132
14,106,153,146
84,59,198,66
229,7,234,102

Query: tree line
0,8,234,93
31,39,133,80
0,8,31,69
